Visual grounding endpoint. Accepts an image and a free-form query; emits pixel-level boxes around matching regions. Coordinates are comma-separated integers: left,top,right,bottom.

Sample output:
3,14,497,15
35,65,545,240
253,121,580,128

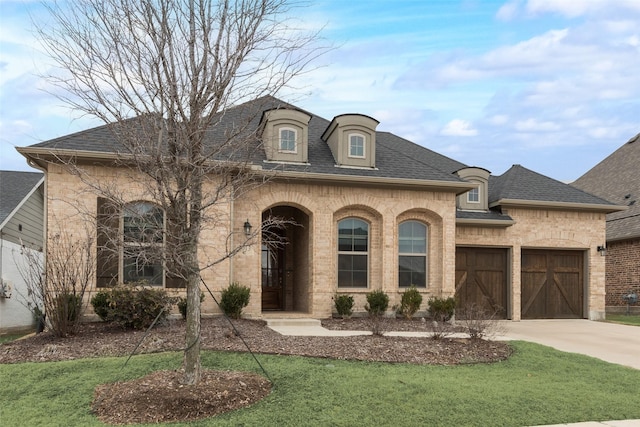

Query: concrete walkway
497,319,640,370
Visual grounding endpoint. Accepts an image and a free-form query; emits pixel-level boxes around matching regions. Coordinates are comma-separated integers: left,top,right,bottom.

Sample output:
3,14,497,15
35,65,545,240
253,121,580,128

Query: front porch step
265,318,322,328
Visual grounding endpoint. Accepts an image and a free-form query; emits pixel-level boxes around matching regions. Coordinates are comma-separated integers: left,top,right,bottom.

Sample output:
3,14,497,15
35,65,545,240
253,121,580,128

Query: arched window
338,218,368,287
122,202,164,286
398,220,427,287
279,128,297,152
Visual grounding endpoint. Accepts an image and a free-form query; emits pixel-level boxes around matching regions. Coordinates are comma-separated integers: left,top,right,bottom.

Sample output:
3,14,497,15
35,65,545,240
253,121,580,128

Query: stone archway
261,206,311,312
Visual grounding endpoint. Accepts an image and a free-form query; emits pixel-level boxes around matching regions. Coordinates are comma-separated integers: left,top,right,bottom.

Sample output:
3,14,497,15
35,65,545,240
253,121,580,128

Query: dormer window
467,187,480,203
348,134,365,158
279,128,297,153
261,108,311,163
322,114,379,168
455,167,490,211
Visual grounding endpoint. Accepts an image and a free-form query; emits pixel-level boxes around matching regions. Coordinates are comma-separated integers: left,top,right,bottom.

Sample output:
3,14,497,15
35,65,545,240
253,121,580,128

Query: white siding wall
0,239,41,333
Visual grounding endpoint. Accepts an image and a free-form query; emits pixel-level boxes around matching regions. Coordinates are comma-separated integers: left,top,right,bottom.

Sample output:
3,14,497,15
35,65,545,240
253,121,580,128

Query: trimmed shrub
427,296,456,322
397,286,423,319
334,294,354,318
220,283,250,319
89,284,174,329
90,290,111,320
365,290,389,316
177,292,205,319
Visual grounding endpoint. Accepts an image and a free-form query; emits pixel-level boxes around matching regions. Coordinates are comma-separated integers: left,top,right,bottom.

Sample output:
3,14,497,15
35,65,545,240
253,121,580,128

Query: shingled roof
488,164,618,210
0,170,44,227
23,96,468,186
18,96,620,214
572,132,640,241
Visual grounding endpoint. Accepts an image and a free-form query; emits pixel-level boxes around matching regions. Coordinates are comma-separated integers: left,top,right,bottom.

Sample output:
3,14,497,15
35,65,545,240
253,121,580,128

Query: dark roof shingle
0,170,43,226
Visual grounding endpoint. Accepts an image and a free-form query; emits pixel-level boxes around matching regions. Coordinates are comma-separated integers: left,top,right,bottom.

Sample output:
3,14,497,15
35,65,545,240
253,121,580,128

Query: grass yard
0,333,29,344
1,342,639,427
606,313,640,326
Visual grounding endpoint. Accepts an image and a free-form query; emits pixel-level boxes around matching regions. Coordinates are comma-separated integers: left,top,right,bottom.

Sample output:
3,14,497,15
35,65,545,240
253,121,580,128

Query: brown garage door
455,247,508,319
521,250,584,319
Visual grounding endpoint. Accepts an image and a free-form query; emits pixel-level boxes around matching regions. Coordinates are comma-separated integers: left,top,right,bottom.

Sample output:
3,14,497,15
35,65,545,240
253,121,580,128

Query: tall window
279,128,297,152
467,187,479,203
398,221,427,287
122,202,164,286
349,134,365,158
338,218,368,287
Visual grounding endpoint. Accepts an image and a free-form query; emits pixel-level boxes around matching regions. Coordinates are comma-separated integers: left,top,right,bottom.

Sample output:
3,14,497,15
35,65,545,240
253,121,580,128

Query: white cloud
526,0,640,18
440,119,478,137
496,0,521,21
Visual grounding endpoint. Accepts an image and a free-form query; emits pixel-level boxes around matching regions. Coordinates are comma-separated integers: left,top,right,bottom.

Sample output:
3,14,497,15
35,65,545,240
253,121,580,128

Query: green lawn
1,342,639,426
606,313,640,326
0,333,29,344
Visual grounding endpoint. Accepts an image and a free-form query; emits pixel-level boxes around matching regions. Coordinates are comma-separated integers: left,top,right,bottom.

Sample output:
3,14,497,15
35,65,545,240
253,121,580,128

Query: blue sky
1,0,639,182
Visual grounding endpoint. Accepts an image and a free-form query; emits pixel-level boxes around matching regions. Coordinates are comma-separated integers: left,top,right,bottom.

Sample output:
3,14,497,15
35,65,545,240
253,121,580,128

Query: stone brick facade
605,238,640,309
456,208,607,320
42,165,608,321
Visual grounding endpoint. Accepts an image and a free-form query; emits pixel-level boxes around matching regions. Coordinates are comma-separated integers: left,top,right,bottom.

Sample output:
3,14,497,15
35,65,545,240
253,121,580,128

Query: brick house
17,96,622,321
572,132,640,313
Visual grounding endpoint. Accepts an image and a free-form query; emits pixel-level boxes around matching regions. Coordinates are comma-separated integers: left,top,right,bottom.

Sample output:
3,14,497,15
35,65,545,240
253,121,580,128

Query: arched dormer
455,167,490,210
321,114,379,168
261,108,312,163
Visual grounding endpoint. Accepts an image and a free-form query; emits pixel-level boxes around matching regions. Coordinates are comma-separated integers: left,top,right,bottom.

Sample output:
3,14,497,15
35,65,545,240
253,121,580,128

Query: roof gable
0,170,44,228
489,164,618,211
572,132,640,240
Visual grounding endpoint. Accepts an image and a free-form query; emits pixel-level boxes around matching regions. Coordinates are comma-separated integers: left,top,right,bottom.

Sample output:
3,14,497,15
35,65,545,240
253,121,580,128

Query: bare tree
16,221,94,337
35,0,325,385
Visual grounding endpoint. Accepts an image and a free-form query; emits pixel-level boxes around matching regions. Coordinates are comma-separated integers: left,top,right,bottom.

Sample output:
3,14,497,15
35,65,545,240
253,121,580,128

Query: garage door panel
455,247,508,319
521,250,583,319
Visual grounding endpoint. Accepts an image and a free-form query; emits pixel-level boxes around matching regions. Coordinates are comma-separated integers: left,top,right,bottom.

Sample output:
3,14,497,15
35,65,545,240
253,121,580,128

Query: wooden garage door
521,250,584,319
455,247,508,319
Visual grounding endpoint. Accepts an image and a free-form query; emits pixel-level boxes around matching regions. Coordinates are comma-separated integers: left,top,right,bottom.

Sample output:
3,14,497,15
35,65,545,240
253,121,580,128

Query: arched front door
261,206,310,312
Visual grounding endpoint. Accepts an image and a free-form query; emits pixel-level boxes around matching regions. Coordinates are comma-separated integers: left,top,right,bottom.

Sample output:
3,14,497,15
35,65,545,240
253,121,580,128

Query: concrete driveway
499,319,640,370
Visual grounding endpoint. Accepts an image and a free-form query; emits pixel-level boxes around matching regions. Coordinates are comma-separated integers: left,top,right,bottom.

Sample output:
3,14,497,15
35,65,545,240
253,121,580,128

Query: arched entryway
261,206,311,313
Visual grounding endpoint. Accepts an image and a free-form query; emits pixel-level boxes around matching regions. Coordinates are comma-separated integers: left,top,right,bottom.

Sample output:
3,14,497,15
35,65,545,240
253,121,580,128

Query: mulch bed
1,316,512,424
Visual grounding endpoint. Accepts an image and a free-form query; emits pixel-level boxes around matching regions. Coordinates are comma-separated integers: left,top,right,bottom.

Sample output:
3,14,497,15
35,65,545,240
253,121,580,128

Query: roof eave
20,147,476,194
456,218,515,228
267,170,475,193
490,198,627,213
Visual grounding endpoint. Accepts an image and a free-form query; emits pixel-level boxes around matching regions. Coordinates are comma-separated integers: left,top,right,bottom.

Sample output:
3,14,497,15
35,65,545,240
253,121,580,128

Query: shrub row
334,288,454,320
91,282,251,329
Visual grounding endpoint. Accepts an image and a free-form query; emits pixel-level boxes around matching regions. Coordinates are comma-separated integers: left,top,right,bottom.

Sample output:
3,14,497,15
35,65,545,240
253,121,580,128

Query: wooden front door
521,250,584,319
261,242,285,310
455,247,508,319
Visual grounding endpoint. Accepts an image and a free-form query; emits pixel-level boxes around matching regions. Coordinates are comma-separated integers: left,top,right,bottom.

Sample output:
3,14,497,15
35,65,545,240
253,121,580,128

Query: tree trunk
182,264,202,385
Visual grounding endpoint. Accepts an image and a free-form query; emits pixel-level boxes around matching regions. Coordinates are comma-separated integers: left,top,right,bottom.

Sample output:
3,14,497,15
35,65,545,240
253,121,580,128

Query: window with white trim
348,134,365,158
338,218,368,287
398,220,427,288
122,202,164,286
467,187,480,203
279,128,297,152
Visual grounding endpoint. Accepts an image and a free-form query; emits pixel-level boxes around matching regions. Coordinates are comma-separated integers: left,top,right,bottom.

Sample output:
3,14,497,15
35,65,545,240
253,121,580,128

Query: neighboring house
0,171,45,333
17,96,622,321
572,132,640,313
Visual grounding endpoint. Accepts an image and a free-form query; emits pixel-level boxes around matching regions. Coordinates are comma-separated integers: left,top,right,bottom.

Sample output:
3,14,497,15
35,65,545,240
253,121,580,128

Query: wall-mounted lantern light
597,245,607,256
243,219,252,237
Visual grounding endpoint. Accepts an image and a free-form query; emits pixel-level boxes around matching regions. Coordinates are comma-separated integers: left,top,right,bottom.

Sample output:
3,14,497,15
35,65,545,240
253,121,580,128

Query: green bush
428,296,455,322
219,283,250,319
365,290,389,317
397,286,423,319
89,284,174,329
177,292,205,319
90,290,111,320
334,294,354,318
